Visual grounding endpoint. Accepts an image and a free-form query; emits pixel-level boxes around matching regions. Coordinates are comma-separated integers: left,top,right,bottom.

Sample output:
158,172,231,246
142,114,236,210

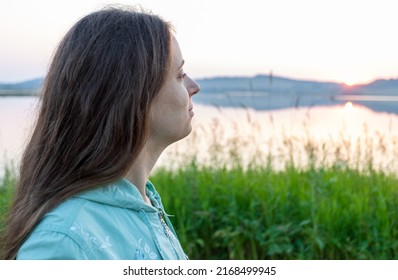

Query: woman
2,6,200,260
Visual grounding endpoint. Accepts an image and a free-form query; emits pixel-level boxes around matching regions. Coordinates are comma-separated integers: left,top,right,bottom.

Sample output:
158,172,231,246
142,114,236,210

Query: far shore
0,90,38,97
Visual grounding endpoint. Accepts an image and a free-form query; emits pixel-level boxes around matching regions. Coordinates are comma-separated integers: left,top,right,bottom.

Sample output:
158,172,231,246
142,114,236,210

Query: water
161,102,398,172
195,91,398,115
1,96,398,178
0,97,38,177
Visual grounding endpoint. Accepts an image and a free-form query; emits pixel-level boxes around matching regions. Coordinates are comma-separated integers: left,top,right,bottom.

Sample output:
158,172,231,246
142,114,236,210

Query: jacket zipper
157,209,189,260
158,210,171,238
158,209,185,259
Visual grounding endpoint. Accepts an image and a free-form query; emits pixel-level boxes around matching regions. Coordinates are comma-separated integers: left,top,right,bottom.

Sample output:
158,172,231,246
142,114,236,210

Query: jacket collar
76,178,161,212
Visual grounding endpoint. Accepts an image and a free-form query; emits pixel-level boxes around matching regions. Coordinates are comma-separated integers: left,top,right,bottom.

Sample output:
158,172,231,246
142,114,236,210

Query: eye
178,72,187,79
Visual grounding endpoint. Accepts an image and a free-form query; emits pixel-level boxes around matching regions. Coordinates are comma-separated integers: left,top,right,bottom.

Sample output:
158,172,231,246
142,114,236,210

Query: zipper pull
158,210,171,238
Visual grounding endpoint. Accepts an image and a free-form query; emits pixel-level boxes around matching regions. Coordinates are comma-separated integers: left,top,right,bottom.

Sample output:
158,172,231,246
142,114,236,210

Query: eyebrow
178,60,185,70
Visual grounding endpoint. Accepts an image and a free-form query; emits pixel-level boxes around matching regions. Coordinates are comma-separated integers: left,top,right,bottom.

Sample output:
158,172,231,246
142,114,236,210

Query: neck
125,138,166,204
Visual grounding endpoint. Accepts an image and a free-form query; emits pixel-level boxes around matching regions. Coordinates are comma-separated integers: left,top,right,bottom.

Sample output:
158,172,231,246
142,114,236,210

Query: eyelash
178,72,187,79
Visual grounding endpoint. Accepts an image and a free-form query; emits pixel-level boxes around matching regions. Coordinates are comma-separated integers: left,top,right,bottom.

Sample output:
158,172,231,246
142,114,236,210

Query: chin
174,125,193,143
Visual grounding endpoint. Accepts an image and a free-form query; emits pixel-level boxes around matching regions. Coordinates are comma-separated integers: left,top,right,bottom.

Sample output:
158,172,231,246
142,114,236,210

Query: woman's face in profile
148,36,200,146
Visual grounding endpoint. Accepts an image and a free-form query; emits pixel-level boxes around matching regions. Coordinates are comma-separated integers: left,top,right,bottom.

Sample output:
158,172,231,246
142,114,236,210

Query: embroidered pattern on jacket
70,223,114,255
134,238,158,260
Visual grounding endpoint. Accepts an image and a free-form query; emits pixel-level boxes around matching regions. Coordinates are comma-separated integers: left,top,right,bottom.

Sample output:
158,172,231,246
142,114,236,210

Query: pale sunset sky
0,0,397,85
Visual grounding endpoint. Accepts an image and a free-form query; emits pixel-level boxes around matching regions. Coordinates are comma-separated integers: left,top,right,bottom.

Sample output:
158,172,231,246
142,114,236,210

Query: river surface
1,96,398,177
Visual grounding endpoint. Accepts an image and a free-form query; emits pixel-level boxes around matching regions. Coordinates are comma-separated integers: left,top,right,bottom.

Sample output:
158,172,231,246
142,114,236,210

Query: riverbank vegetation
153,163,398,259
0,166,16,245
1,160,398,259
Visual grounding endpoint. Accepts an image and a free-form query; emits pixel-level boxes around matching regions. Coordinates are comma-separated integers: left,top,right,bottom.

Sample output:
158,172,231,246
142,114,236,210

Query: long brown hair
2,6,172,259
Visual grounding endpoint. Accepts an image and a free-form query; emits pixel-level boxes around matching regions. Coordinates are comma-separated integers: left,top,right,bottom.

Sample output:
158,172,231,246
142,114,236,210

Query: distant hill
0,78,43,90
194,75,398,114
352,78,398,95
1,75,398,114
198,75,345,95
198,74,398,95
0,78,43,96
2,75,398,95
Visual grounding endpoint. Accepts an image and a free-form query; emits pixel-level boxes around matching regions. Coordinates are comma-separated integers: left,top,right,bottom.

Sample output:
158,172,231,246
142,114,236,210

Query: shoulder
17,197,97,259
16,228,92,260
17,191,157,260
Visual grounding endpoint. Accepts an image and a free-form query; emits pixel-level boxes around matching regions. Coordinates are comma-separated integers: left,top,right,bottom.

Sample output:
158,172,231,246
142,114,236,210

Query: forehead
171,36,183,68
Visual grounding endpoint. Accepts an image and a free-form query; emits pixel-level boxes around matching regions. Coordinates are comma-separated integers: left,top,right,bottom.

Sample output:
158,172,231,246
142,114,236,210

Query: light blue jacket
17,178,187,260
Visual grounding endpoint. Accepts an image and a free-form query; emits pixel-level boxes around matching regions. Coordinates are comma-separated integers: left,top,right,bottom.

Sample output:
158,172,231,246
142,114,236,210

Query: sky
0,0,397,85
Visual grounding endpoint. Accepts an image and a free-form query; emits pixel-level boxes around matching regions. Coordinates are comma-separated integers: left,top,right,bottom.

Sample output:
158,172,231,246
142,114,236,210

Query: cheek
165,85,189,109
152,82,189,122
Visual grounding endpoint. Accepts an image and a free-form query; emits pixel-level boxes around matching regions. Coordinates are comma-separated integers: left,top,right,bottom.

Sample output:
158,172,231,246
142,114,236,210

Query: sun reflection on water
344,101,354,113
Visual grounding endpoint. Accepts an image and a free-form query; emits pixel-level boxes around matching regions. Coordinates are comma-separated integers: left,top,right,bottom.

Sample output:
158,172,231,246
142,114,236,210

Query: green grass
151,163,398,259
0,166,17,247
1,162,398,259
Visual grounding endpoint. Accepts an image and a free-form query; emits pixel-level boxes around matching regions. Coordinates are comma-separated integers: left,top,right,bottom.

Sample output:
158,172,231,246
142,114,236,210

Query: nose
185,75,200,97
